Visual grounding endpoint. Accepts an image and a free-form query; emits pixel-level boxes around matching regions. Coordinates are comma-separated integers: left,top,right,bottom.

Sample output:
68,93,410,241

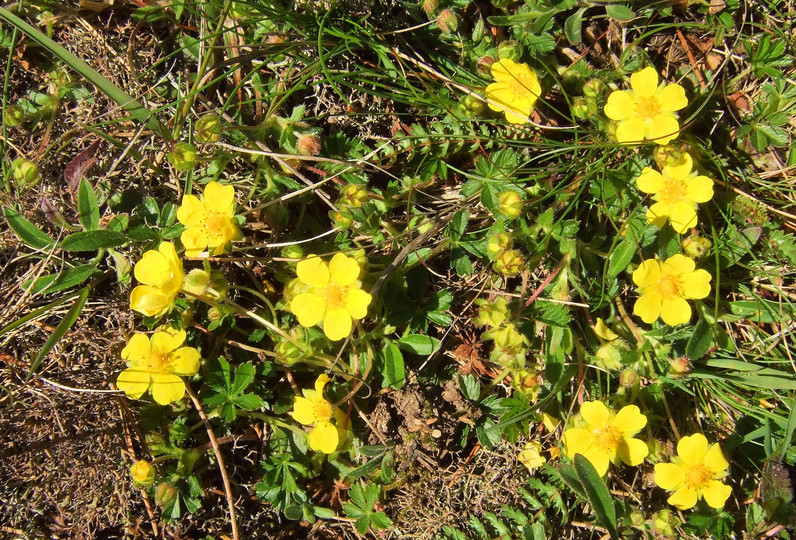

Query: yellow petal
647,201,672,229
152,328,186,352
593,318,618,341
485,82,513,112
630,67,659,97
636,168,665,194
687,175,714,203
681,269,711,300
663,153,693,179
176,194,206,228
323,307,353,341
134,249,169,287
308,420,339,453
116,367,151,399
654,462,686,490
657,83,688,112
130,286,173,318
660,295,691,326
562,428,595,457
581,447,611,477
633,259,661,289
203,182,236,214
150,372,186,405
702,442,729,474
604,90,635,121
328,253,360,286
668,486,698,510
542,413,560,432
580,401,611,429
677,433,709,466
121,333,152,362
292,396,318,425
615,118,646,144
614,405,647,434
663,254,695,275
168,347,201,376
647,114,680,145
617,437,649,466
634,290,663,324
315,373,330,395
490,58,519,84
296,256,330,288
668,201,698,233
290,292,326,327
182,227,209,257
345,288,372,319
159,242,181,274
701,480,732,509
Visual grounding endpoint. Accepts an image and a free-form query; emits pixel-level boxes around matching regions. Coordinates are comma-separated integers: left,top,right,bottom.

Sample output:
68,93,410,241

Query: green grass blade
0,6,169,141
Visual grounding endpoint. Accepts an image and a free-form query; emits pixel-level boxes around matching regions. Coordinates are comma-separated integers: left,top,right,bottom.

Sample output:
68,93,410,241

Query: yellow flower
130,242,184,318
116,327,201,405
653,433,732,510
130,460,155,487
176,181,243,257
604,66,688,145
632,255,711,326
289,253,372,341
291,374,346,454
593,318,619,341
561,401,648,477
636,154,714,234
518,441,546,471
485,59,542,124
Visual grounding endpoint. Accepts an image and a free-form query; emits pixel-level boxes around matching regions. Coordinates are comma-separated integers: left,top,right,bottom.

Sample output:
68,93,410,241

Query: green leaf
457,374,481,401
686,317,713,360
605,4,635,22
448,210,469,243
23,264,98,294
231,362,256,395
313,506,336,519
558,462,587,498
381,342,405,389
26,286,90,381
77,178,99,231
573,455,618,539
370,511,392,529
348,484,368,511
607,239,635,278
397,334,439,355
61,230,126,251
4,207,55,249
233,393,262,410
564,8,585,45
346,455,384,479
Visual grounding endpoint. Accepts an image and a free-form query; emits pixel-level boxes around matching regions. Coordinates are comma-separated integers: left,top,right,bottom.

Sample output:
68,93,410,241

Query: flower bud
275,326,312,365
571,96,597,120
629,510,646,528
155,482,178,509
130,460,155,488
5,104,25,127
339,184,369,208
651,509,677,537
668,357,691,377
512,369,542,401
487,232,513,256
422,0,438,17
595,343,622,371
619,369,639,388
168,142,197,172
297,134,321,156
654,144,690,169
195,113,222,144
10,158,39,189
498,40,524,62
281,244,304,261
582,79,606,99
493,249,524,276
473,297,509,327
437,9,459,34
496,191,523,219
329,210,353,229
458,94,485,116
682,234,712,259
477,56,496,77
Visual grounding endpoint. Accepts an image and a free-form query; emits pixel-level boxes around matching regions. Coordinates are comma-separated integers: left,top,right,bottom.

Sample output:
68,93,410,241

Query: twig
185,384,239,540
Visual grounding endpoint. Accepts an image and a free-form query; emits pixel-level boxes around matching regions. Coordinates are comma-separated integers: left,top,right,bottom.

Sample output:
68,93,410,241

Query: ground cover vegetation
1,0,796,538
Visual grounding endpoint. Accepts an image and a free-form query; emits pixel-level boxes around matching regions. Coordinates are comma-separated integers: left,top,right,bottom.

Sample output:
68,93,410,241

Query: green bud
275,326,312,366
651,509,677,537
571,96,597,120
496,191,523,219
629,510,646,528
653,143,690,169
487,232,513,257
130,460,155,488
619,369,639,388
297,134,321,156
473,297,509,327
155,482,178,509
437,9,458,34
512,369,542,401
329,209,353,229
477,56,496,77
10,158,39,189
682,234,712,259
594,343,622,371
458,94,485,116
668,357,691,377
168,142,197,172
5,104,25,126
195,113,222,143
582,79,606,99
422,0,438,17
281,245,304,261
493,249,524,276
498,41,523,62
339,184,369,208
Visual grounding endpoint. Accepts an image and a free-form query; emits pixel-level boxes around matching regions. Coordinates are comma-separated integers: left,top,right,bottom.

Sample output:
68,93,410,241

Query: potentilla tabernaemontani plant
604,66,688,145
485,58,542,124
291,374,350,453
636,153,714,233
633,254,711,326
561,400,649,476
116,327,201,405
654,433,732,510
177,181,242,257
289,253,372,341
130,242,184,318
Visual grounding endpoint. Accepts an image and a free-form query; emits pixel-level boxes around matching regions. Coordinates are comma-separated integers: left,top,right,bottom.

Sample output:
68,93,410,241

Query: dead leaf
65,140,100,193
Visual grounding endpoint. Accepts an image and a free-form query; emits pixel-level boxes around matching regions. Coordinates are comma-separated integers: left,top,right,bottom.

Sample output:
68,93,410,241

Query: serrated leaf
457,374,481,401
448,209,469,243
233,393,262,410
686,317,713,360
77,178,99,231
231,362,255,394
61,230,126,251
4,207,55,249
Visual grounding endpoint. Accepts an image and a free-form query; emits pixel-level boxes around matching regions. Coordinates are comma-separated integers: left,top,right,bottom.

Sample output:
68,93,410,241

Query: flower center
660,177,687,204
508,72,534,98
145,349,169,373
204,211,227,242
313,399,333,422
324,283,349,309
684,464,712,490
635,95,661,121
594,425,621,451
658,273,683,299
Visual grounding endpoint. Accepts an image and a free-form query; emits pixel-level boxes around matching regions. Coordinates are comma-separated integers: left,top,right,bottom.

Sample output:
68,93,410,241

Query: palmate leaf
202,357,262,420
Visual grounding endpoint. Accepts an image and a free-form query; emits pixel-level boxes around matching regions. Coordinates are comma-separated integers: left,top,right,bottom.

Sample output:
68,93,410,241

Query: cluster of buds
330,184,370,230
571,79,605,120
486,229,524,276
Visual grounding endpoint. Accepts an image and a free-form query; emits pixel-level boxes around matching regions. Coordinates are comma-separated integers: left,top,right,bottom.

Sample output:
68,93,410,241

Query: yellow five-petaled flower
561,401,648,477
604,66,688,145
633,255,711,326
654,433,732,510
116,327,201,405
637,153,714,233
291,374,349,454
289,253,372,341
130,242,184,318
176,181,243,257
485,59,542,124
